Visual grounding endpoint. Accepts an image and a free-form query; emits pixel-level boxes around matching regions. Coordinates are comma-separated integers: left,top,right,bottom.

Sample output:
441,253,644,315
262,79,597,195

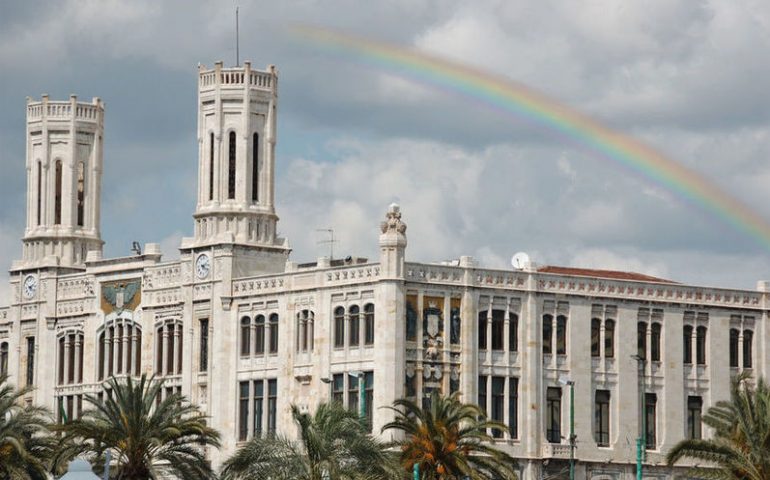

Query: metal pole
636,437,642,480
103,449,111,480
235,6,240,67
569,382,575,480
359,373,366,421
413,463,419,480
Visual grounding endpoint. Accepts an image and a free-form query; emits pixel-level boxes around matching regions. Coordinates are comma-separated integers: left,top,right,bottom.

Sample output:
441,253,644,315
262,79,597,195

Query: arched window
209,132,214,201
696,326,707,365
542,314,553,354
0,342,7,376
240,317,251,357
684,325,694,364
268,314,279,354
228,131,236,199
743,330,753,368
637,322,647,360
54,159,62,224
604,319,615,358
478,311,488,350
296,310,314,352
57,332,84,385
556,315,567,355
729,328,739,367
76,161,85,226
99,320,141,380
154,321,182,376
334,307,345,348
591,318,601,357
252,132,259,202
509,313,518,352
491,310,504,351
36,161,42,225
364,303,375,345
650,323,662,361
349,305,360,347
254,315,265,354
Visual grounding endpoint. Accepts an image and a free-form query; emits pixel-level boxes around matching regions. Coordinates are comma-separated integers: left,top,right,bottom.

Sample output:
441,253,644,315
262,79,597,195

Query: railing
199,68,275,90
542,442,572,458
27,101,101,122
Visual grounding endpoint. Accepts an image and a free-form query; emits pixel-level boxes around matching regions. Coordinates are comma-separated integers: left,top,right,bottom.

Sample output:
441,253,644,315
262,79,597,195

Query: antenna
316,228,338,260
235,6,240,67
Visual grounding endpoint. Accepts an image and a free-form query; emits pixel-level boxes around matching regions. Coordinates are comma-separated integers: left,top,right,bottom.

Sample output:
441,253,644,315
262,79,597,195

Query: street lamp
558,376,575,480
631,355,646,480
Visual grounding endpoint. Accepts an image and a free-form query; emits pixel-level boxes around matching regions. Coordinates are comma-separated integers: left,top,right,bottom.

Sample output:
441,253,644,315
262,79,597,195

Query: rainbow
293,25,770,251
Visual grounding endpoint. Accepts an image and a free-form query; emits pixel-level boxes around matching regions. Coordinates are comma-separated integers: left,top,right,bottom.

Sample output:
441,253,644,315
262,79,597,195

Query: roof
537,265,677,284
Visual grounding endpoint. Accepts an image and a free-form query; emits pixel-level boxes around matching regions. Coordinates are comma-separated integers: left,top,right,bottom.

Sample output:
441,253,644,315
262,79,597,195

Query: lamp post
558,376,576,480
632,355,646,480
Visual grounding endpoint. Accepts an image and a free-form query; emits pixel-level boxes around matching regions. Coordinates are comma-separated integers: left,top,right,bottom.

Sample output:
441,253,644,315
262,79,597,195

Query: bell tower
189,61,288,253
14,95,104,270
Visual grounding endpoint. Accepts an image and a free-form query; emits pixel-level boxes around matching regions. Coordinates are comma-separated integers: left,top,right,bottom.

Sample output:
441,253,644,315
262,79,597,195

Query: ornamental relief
100,279,141,315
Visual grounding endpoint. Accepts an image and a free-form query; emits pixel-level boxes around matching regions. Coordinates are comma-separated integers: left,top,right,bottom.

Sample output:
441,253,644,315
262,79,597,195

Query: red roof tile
537,266,677,284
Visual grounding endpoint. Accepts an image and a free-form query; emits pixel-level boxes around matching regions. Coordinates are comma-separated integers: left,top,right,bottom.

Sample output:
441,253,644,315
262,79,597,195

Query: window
556,315,567,355
238,381,249,441
478,376,487,415
509,313,518,352
54,160,62,225
542,314,553,354
154,322,181,376
254,380,264,438
228,131,236,199
76,161,85,226
406,297,417,341
650,323,661,361
334,307,345,348
364,303,375,345
349,305,360,347
637,322,647,360
57,332,84,385
684,326,694,364
57,394,83,423
296,310,313,353
729,328,739,367
645,393,657,449
591,318,601,357
509,377,518,439
254,315,265,354
199,318,209,372
604,320,615,358
364,371,374,431
478,311,488,350
268,314,279,354
546,387,562,443
450,307,461,345
348,375,359,415
252,133,259,202
36,161,42,225
687,396,702,440
267,379,277,434
0,342,8,376
491,310,504,351
26,337,35,386
491,376,505,438
240,317,251,356
209,133,214,201
743,330,753,369
696,326,707,365
594,390,610,447
332,374,344,404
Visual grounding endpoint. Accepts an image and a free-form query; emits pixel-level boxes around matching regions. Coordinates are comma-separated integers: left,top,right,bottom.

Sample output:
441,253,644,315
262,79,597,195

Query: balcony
541,442,572,459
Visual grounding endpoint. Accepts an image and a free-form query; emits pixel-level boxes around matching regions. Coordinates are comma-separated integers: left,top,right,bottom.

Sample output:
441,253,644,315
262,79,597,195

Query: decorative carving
380,203,407,235
100,279,141,315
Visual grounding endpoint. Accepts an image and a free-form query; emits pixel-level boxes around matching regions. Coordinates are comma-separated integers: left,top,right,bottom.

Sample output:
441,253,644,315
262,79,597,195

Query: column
173,324,181,375
102,332,110,380
63,337,71,385
111,329,119,377
162,325,169,375
73,336,81,384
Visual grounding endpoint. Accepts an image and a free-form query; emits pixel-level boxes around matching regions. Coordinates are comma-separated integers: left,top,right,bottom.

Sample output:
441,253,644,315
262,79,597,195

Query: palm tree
0,373,55,480
58,374,220,480
667,373,770,480
383,391,518,480
221,402,397,480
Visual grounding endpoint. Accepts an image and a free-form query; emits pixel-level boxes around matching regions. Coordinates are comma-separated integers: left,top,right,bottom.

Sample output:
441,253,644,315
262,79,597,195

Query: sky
1,0,770,304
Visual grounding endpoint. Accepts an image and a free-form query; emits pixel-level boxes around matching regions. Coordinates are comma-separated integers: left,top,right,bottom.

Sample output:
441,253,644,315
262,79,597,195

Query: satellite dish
511,252,530,270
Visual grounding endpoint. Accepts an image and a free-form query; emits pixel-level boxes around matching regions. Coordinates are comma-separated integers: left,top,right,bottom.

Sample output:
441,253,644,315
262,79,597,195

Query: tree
221,402,397,480
383,391,518,480
58,374,220,480
0,373,55,480
667,373,770,480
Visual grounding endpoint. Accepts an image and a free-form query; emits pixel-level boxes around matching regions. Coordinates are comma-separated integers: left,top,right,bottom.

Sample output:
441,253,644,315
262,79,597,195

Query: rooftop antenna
235,6,240,67
316,228,338,261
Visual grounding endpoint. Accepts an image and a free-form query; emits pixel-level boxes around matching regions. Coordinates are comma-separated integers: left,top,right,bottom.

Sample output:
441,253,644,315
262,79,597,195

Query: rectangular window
637,322,647,360
542,314,553,355
604,320,615,358
546,387,562,443
645,393,657,449
509,314,518,352
253,380,264,438
591,319,601,357
491,376,505,438
332,374,344,405
364,371,374,431
556,316,567,355
594,390,610,447
26,337,35,386
696,327,707,365
478,375,487,415
267,379,277,434
687,396,702,440
508,377,518,439
685,326,694,365
349,307,360,347
743,330,753,368
348,375,360,415
269,315,279,354
491,310,504,351
650,323,661,362
478,312,488,350
199,318,209,372
238,381,249,441
364,304,375,345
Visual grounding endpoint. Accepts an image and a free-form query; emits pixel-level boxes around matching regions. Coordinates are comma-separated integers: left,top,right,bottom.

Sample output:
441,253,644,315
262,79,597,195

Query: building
0,60,767,479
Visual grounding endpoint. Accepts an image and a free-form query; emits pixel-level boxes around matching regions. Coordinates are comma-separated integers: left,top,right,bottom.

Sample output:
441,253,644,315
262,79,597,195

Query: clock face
23,275,38,299
195,254,211,279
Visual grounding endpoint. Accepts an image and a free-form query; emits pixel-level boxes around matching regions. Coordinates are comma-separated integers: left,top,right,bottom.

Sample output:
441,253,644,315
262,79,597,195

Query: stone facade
0,61,767,480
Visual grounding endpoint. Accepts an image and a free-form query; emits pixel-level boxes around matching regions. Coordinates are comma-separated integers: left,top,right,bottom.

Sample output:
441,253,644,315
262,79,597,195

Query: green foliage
221,402,397,480
57,374,220,480
383,391,518,480
0,373,56,480
667,373,770,480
